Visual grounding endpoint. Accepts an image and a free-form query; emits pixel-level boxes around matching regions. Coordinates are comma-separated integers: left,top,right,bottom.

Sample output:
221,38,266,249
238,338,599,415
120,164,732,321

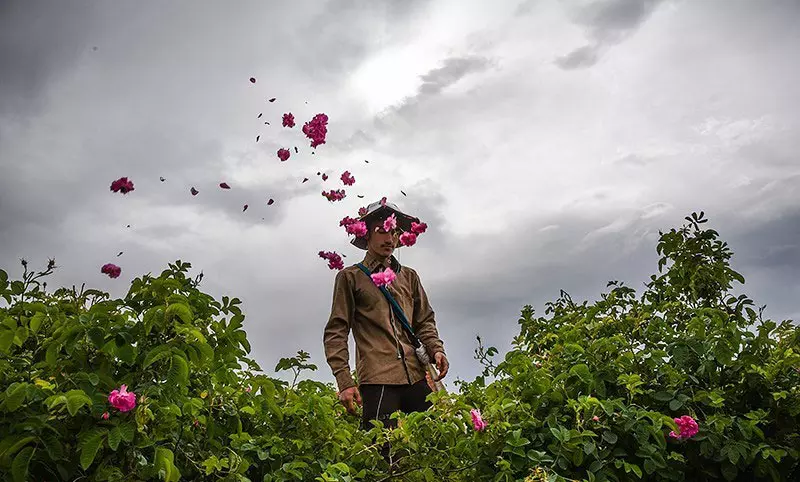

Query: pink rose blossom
371,267,396,287
669,415,699,440
470,408,488,431
282,112,295,128
380,197,387,206
399,232,417,247
277,148,291,162
592,416,600,422
358,206,368,217
322,173,329,181
302,113,329,148
383,213,397,232
101,263,122,279
102,411,110,420
110,177,134,194
340,171,355,186
322,189,346,202
108,384,137,412
347,221,367,237
411,222,427,234
318,251,344,270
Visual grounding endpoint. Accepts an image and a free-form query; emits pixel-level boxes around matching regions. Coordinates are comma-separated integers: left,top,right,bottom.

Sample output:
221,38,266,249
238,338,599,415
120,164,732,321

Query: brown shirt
323,251,446,393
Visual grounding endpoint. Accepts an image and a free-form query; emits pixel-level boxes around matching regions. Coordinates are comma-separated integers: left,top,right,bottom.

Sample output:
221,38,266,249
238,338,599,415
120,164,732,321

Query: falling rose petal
268,97,276,102
220,182,231,189
365,160,369,163
267,198,274,205
294,147,298,153
191,187,199,196
117,251,123,257
250,77,256,83
264,121,270,125
322,173,328,181
401,190,407,196
302,177,309,183
243,204,248,212
258,113,263,119
357,194,364,198
126,224,131,228
256,135,260,142
317,172,321,176
160,176,165,182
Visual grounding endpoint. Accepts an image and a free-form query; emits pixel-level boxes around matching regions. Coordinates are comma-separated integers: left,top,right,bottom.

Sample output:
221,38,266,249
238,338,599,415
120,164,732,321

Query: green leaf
721,462,738,481
29,312,45,334
570,363,592,383
653,391,673,402
80,429,106,470
14,326,29,345
118,422,135,442
143,345,173,368
65,389,93,416
11,446,34,482
5,383,28,412
155,446,180,482
88,327,106,347
45,342,60,367
168,354,189,387
0,329,15,353
166,303,193,323
669,399,683,411
602,431,618,444
108,427,121,451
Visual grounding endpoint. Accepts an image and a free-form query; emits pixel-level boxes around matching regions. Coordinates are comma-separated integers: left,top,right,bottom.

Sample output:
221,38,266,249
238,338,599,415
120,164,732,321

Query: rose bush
0,211,798,481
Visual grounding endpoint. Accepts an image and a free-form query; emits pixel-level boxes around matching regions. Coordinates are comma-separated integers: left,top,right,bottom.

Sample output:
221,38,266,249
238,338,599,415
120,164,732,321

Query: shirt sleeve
411,269,446,360
323,269,356,392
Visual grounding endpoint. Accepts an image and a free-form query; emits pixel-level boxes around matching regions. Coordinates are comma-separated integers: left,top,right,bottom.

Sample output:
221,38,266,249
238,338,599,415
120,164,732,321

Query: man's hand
338,386,362,415
434,352,449,381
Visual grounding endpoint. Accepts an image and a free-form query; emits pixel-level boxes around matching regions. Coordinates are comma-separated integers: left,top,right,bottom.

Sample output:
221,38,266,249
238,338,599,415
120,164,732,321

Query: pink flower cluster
411,222,427,234
108,384,136,412
302,113,328,148
282,112,295,128
277,148,291,162
322,189,346,202
383,214,397,231
399,232,417,247
101,263,121,279
470,408,487,431
371,267,396,287
358,206,368,217
110,177,134,194
340,171,355,186
319,250,344,270
669,415,699,440
340,216,367,237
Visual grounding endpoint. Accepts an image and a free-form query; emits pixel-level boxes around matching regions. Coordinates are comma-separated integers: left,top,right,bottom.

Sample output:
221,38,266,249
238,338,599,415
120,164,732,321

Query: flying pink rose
371,267,396,287
383,214,397,232
669,415,699,440
399,232,417,247
219,182,231,189
282,113,295,128
108,384,136,412
322,189,346,202
318,251,344,270
277,148,291,162
411,221,427,234
358,206,368,217
110,177,134,194
101,263,121,279
302,113,328,148
340,171,355,186
470,408,487,431
347,221,367,237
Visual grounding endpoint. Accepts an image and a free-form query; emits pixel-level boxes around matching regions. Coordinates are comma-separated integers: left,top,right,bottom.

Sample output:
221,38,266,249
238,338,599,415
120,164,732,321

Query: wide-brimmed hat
350,199,420,250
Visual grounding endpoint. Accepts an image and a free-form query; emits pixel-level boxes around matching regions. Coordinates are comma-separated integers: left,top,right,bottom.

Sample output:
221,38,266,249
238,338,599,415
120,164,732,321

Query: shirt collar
362,251,401,273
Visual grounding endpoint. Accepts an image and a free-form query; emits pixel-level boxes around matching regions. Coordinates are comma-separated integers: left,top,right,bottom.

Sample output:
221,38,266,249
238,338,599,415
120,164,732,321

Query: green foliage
1,212,798,481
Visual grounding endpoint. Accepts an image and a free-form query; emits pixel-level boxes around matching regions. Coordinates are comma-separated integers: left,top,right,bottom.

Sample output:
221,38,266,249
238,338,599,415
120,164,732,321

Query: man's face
366,220,400,258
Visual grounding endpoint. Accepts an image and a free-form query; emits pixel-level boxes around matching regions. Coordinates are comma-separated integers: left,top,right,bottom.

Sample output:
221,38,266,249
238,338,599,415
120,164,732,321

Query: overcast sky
2,0,798,391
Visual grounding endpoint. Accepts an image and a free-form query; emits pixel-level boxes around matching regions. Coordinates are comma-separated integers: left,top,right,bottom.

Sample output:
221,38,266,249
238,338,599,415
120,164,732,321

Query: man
323,199,449,467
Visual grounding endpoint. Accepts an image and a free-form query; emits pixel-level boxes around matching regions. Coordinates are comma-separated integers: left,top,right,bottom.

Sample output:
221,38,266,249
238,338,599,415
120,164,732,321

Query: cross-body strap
356,263,420,348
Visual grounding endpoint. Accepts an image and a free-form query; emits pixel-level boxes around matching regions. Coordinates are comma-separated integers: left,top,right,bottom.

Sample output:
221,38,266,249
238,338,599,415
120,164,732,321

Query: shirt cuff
335,370,356,392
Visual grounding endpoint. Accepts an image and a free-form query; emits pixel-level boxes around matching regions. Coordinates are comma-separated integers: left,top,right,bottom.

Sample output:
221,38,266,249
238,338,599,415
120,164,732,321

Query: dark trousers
359,378,433,466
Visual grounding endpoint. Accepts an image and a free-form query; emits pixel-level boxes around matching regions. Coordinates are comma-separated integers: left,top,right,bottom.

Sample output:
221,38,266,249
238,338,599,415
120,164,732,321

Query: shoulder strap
356,263,420,346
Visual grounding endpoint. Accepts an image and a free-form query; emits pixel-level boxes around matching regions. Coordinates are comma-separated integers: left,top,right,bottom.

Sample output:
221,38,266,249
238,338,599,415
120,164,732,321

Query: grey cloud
417,56,493,96
556,0,665,69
